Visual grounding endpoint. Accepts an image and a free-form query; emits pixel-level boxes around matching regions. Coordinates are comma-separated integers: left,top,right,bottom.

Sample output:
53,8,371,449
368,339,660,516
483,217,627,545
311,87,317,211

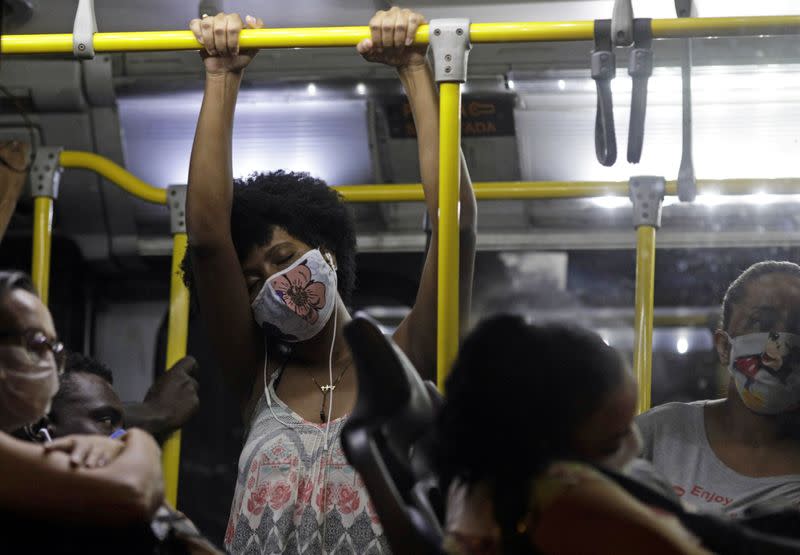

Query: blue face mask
109,428,126,439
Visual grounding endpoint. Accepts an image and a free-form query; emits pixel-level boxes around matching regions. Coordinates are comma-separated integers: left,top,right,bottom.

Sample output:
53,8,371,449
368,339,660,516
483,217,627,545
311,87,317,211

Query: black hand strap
592,19,617,167
627,18,653,163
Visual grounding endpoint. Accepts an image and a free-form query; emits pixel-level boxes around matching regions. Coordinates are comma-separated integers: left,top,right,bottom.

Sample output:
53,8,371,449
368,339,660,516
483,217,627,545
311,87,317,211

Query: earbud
324,251,337,271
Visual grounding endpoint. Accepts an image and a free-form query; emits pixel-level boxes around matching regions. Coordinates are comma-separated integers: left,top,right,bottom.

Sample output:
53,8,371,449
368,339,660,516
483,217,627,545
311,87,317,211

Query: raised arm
186,14,265,401
0,428,163,525
358,8,477,377
124,356,200,442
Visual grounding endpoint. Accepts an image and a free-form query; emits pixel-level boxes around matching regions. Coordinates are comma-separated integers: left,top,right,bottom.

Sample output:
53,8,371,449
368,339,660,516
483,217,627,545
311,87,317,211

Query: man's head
48,353,124,438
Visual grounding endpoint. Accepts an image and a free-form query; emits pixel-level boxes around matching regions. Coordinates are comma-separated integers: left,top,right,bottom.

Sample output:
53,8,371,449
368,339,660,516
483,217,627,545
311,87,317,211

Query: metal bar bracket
167,185,187,234
30,147,63,199
612,0,634,46
674,0,698,18
429,18,471,83
73,0,97,59
629,176,665,229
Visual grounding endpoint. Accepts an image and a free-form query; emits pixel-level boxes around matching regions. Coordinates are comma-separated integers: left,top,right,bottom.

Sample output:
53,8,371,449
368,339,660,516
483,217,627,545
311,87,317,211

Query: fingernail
405,38,413,46
98,458,107,467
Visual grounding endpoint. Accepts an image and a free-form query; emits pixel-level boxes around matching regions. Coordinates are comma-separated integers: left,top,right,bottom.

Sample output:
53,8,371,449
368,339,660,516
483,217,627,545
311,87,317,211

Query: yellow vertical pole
31,197,53,305
437,82,462,390
634,225,656,414
162,232,190,507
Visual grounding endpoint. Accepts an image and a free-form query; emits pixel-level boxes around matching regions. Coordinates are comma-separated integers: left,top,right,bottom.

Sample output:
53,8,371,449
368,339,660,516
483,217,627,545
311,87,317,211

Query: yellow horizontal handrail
54,152,800,203
4,16,800,54
59,150,167,205
336,178,800,202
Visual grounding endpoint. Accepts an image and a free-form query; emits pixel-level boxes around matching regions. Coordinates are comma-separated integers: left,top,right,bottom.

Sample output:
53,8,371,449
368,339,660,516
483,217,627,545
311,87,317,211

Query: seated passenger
44,352,200,443
0,271,163,536
638,261,800,516
184,7,476,553
39,352,221,554
439,315,711,555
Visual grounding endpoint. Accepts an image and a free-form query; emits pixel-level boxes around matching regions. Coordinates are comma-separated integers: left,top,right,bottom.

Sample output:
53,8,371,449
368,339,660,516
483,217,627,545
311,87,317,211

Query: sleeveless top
224,370,391,554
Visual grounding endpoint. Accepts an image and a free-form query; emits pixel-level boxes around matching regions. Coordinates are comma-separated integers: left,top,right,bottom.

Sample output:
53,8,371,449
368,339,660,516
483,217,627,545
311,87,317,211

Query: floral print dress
224,372,391,554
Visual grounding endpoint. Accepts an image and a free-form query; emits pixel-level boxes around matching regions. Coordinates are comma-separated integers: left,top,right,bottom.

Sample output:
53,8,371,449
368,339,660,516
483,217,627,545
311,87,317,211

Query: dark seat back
341,314,444,555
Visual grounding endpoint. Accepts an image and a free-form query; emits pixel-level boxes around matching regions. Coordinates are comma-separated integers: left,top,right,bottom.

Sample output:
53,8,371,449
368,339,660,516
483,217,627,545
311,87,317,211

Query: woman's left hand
357,7,428,69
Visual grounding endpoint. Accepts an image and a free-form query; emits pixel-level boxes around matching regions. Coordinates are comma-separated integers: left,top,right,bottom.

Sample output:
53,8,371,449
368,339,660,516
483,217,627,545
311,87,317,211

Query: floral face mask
251,249,337,342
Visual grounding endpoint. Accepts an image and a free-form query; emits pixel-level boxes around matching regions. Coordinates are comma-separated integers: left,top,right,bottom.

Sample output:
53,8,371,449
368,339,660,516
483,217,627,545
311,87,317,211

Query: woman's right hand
189,13,264,75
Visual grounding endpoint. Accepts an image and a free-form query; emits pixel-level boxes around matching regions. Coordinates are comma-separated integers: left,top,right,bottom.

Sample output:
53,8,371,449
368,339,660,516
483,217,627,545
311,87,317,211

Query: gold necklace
304,360,352,423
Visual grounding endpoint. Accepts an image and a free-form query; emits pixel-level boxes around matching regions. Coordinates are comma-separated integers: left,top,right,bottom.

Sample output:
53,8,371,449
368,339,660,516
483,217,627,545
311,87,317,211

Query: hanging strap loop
592,19,617,167
627,19,654,164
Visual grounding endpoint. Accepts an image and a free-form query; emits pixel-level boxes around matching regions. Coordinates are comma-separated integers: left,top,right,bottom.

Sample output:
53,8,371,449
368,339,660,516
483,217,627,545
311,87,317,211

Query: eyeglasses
0,329,65,375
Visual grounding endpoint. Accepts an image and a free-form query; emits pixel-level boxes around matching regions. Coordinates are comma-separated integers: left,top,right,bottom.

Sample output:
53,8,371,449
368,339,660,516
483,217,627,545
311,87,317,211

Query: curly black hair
181,171,357,304
437,314,627,553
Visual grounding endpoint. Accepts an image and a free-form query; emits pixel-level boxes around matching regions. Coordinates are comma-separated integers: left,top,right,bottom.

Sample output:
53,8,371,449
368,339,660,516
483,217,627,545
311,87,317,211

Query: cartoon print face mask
250,249,337,342
727,331,800,415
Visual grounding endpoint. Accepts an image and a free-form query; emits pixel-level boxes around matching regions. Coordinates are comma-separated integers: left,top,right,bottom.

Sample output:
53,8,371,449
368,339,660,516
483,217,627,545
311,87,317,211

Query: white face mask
0,366,59,432
251,249,338,342
727,331,800,415
599,423,643,472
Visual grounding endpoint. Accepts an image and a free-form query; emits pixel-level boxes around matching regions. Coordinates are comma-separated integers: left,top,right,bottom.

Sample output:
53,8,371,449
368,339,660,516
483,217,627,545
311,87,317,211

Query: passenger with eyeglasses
0,270,166,553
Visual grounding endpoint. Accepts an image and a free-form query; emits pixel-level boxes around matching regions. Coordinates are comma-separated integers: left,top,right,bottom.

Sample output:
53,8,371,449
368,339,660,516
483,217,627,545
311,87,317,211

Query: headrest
343,313,435,460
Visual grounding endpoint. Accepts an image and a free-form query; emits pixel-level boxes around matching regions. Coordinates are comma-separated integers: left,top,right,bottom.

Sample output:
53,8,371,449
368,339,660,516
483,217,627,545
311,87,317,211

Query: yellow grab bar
55,151,800,203
161,232,191,507
437,83,462,391
4,16,800,54
59,151,167,205
336,178,800,202
31,197,53,305
634,226,657,414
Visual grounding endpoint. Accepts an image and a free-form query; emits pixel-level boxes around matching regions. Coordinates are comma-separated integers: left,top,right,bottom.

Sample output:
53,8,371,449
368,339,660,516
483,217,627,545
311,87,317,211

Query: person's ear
714,330,732,367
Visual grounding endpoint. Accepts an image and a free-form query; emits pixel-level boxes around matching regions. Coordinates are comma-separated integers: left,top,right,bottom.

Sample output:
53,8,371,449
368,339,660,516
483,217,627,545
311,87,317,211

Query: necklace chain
304,360,352,422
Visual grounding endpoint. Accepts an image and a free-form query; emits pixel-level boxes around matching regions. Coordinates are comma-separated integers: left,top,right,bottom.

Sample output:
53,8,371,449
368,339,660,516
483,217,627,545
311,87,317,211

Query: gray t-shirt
637,400,800,517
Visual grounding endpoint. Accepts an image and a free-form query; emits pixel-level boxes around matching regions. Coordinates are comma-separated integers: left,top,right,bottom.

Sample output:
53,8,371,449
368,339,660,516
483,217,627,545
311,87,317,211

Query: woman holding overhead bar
184,8,476,553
